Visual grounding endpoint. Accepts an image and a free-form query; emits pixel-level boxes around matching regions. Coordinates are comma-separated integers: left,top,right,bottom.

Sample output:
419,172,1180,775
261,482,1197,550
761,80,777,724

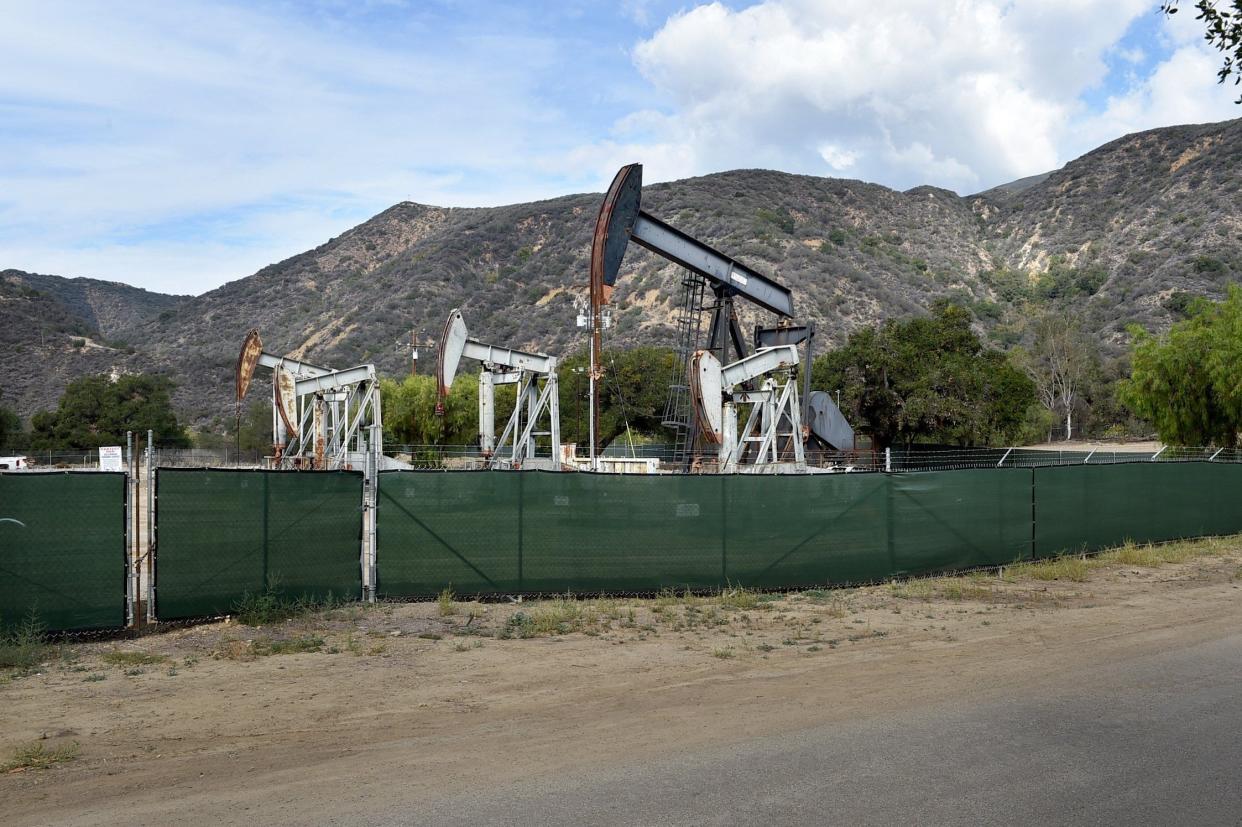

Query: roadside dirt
2,539,1240,826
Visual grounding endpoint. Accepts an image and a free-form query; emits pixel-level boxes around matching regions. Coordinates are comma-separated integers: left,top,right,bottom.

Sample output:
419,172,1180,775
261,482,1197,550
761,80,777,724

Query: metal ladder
662,270,708,462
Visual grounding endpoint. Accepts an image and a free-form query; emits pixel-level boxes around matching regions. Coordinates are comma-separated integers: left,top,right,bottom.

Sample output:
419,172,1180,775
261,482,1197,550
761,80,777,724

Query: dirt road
3,540,1240,825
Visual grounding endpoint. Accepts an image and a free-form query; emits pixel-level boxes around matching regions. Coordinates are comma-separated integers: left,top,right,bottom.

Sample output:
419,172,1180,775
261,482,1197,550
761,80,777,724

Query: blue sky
1,0,1237,295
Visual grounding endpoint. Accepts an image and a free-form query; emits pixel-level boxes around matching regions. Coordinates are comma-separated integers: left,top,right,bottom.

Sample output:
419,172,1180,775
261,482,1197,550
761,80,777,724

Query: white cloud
1072,45,1242,156
0,1,597,292
600,0,1238,194
817,144,858,171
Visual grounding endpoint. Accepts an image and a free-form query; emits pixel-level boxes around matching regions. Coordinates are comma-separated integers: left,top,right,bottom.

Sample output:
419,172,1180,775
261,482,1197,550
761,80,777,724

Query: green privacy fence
375,468,1037,597
0,472,126,632
8,462,1241,632
1033,462,1242,557
155,469,364,620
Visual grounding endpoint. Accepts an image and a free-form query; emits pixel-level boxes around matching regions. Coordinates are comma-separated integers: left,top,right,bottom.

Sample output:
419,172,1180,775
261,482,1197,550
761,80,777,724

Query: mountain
3,117,1240,430
0,270,186,418
972,171,1053,204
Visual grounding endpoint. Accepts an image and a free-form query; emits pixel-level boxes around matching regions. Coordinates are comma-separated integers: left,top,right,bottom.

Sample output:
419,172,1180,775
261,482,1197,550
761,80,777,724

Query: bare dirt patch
2,536,1240,824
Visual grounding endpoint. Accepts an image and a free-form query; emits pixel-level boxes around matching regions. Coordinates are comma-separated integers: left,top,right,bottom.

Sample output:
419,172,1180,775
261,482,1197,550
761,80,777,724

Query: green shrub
0,612,52,672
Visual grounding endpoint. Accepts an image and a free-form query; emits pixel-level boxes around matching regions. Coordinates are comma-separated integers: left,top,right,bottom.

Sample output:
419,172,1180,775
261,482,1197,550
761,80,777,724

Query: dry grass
437,587,456,617
889,576,996,601
100,651,168,667
212,634,324,660
1005,556,1094,582
1095,538,1224,567
503,595,601,638
2,741,79,772
889,579,935,600
716,585,763,610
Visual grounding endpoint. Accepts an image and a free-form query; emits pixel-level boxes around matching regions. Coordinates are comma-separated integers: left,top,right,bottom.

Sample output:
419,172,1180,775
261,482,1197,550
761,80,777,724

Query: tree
377,346,678,452
556,346,678,450
0,403,21,451
812,304,1036,449
1121,284,1242,446
1163,1,1242,102
1016,313,1099,441
380,374,487,447
30,374,190,450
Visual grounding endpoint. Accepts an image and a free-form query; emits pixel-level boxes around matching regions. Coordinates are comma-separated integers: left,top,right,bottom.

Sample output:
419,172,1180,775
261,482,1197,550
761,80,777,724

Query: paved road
410,631,1242,826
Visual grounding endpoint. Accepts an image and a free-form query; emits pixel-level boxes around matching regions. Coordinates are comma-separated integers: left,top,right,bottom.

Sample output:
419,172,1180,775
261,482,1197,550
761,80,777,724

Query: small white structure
99,446,124,472
0,456,29,471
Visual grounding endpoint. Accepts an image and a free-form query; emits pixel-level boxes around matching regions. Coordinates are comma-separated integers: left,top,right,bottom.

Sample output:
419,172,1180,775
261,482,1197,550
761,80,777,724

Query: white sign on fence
99,446,124,472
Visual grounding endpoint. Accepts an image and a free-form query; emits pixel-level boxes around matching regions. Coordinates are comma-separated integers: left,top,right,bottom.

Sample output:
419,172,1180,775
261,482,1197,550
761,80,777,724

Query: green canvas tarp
155,469,363,619
0,472,126,632
376,469,1034,597
1034,462,1242,557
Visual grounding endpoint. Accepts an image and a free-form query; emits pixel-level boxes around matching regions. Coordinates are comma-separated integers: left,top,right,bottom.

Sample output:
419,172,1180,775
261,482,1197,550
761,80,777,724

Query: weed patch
0,613,52,672
100,651,168,667
1008,556,1093,582
234,589,341,626
253,635,324,656
437,587,456,617
716,585,761,610
213,634,324,660
2,741,79,772
889,579,935,600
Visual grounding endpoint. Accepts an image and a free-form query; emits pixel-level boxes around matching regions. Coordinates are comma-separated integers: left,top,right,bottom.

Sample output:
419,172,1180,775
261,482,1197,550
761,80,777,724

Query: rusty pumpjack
588,163,852,470
235,329,383,472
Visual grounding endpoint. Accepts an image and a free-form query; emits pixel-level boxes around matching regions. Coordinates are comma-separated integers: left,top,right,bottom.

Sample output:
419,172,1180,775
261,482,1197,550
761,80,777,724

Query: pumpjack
588,163,853,469
435,309,562,470
235,330,382,471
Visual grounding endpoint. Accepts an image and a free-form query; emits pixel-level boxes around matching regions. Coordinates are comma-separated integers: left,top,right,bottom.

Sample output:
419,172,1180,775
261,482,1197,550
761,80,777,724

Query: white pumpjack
436,309,562,471
691,344,806,473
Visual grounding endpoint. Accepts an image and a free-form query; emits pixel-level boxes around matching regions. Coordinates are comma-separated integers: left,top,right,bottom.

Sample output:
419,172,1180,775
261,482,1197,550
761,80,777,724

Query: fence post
720,475,728,585
145,430,155,623
125,431,134,628
1029,467,1037,561
884,472,897,575
884,447,891,473
261,470,270,592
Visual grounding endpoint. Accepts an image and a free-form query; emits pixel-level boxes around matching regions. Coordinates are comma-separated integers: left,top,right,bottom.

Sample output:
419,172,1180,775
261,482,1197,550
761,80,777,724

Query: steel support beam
257,352,332,377
294,365,375,397
720,345,799,390
631,212,794,318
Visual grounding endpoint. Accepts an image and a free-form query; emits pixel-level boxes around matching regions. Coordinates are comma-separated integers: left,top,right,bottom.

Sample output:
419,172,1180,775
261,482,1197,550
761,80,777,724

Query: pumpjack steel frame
691,345,807,473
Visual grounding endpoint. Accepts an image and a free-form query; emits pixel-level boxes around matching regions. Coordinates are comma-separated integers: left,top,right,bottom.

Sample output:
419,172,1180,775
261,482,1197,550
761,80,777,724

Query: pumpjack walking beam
590,164,794,319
